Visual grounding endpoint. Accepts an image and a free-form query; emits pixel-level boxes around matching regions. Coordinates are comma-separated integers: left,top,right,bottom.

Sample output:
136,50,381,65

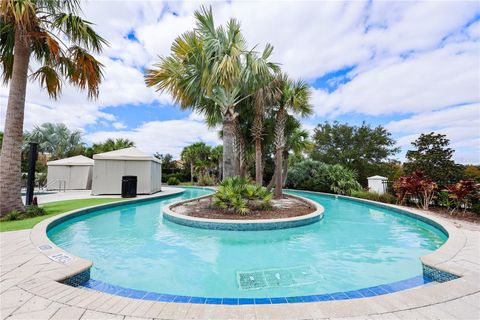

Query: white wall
368,178,387,195
47,165,92,190
92,159,161,195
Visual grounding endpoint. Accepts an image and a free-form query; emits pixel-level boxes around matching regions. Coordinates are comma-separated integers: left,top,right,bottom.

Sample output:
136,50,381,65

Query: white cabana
46,155,94,190
91,147,162,195
367,175,388,195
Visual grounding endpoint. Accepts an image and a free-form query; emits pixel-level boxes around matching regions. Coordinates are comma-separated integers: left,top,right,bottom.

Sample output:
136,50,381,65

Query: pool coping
30,187,186,283
25,187,479,318
162,193,324,230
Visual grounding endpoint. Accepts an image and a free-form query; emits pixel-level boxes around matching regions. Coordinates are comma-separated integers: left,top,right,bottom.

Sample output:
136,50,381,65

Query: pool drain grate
237,266,323,290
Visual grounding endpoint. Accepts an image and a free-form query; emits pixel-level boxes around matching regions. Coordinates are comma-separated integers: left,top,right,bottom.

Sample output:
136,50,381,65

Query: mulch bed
171,195,315,220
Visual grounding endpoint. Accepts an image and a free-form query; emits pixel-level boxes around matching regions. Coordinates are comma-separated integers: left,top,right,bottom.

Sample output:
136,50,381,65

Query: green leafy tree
311,121,399,186
29,123,84,159
404,132,462,185
85,138,135,158
0,0,107,215
271,74,312,198
154,153,177,173
145,6,276,180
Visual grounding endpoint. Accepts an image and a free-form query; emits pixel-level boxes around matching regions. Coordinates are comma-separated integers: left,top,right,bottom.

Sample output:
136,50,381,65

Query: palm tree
146,6,274,180
244,46,280,184
30,123,84,159
0,0,107,215
211,145,223,181
181,142,211,184
85,138,135,157
272,75,312,198
282,124,312,187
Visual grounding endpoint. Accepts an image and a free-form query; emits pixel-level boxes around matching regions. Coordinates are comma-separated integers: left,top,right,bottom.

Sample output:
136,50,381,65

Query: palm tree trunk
252,109,263,185
273,107,286,199
282,150,289,187
0,30,31,216
190,162,194,184
222,110,236,180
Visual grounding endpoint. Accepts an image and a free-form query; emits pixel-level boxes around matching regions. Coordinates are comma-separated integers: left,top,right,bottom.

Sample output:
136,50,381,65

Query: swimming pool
48,187,447,301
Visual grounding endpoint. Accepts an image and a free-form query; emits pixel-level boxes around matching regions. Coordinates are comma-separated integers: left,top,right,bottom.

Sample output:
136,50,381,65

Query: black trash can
121,176,137,198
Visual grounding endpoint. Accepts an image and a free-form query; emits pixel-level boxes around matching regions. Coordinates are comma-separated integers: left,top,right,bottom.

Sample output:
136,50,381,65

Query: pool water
48,188,447,298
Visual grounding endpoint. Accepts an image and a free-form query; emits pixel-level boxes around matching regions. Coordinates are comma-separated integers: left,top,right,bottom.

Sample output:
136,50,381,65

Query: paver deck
1,190,479,320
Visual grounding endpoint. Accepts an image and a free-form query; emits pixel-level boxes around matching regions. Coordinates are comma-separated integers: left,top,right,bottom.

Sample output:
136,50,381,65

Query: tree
180,142,212,184
271,74,312,198
145,6,275,180
85,138,135,158
29,123,84,159
0,0,107,215
154,153,177,173
0,131,3,149
282,120,312,187
404,132,461,185
311,121,399,186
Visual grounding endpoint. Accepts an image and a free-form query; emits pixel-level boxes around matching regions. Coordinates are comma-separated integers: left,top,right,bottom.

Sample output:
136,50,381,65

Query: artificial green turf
0,198,125,232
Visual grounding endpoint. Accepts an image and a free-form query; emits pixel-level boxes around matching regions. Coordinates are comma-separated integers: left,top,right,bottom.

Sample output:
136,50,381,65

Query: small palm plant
212,177,272,214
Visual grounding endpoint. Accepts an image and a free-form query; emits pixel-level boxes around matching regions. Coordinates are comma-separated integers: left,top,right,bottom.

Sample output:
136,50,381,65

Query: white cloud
0,0,479,164
387,104,480,164
112,122,127,130
84,118,220,158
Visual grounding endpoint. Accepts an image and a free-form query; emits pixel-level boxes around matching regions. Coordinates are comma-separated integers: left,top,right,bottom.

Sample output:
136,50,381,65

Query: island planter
162,193,324,231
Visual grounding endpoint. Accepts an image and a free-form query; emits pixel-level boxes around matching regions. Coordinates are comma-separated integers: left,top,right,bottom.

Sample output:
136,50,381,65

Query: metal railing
42,179,67,192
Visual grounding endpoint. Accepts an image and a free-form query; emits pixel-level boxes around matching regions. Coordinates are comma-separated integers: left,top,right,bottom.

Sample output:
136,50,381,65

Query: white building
91,147,162,195
367,175,388,195
46,155,94,190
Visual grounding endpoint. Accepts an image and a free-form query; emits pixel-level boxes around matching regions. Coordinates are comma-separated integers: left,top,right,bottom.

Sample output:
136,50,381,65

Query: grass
0,198,125,232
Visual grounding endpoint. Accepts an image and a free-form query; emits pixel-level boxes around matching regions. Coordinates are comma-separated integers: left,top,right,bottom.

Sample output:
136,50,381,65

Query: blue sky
1,1,479,163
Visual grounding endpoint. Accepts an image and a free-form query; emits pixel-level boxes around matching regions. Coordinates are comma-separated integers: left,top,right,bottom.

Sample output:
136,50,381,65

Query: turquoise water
48,188,447,298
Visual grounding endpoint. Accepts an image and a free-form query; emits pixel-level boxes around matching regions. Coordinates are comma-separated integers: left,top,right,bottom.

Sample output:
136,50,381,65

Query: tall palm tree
272,75,312,198
30,123,84,159
282,124,312,187
146,6,274,180
0,0,107,215
181,142,211,184
243,45,280,184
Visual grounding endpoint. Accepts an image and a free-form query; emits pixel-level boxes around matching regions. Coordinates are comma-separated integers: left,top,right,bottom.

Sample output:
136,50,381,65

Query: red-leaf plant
393,171,437,210
445,180,478,215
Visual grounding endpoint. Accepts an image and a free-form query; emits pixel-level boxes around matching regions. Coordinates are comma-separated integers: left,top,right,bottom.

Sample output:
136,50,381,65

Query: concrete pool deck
1,190,479,319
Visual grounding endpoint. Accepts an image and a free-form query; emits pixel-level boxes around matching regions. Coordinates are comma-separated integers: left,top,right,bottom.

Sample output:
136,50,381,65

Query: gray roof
47,155,94,166
93,147,161,163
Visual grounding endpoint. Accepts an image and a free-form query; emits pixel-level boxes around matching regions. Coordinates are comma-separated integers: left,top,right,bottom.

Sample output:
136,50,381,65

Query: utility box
121,176,137,198
367,176,388,195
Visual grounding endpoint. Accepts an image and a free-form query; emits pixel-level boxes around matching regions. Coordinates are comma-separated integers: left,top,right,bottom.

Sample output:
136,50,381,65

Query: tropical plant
326,164,362,195
282,119,312,187
393,171,437,210
286,159,361,195
271,74,312,198
167,176,180,185
445,180,478,215
212,176,272,214
181,142,212,184
85,138,135,158
29,123,84,159
0,0,107,215
145,6,277,180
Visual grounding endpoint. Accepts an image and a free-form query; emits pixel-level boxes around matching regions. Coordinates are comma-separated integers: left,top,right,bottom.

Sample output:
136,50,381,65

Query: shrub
5,210,21,221
350,190,396,204
212,177,272,214
198,174,215,186
167,177,180,185
286,160,361,195
445,180,478,215
25,206,46,217
393,171,437,210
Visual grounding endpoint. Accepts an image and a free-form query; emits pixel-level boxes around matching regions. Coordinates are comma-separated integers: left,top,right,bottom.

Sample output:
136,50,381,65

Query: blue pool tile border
75,272,455,305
